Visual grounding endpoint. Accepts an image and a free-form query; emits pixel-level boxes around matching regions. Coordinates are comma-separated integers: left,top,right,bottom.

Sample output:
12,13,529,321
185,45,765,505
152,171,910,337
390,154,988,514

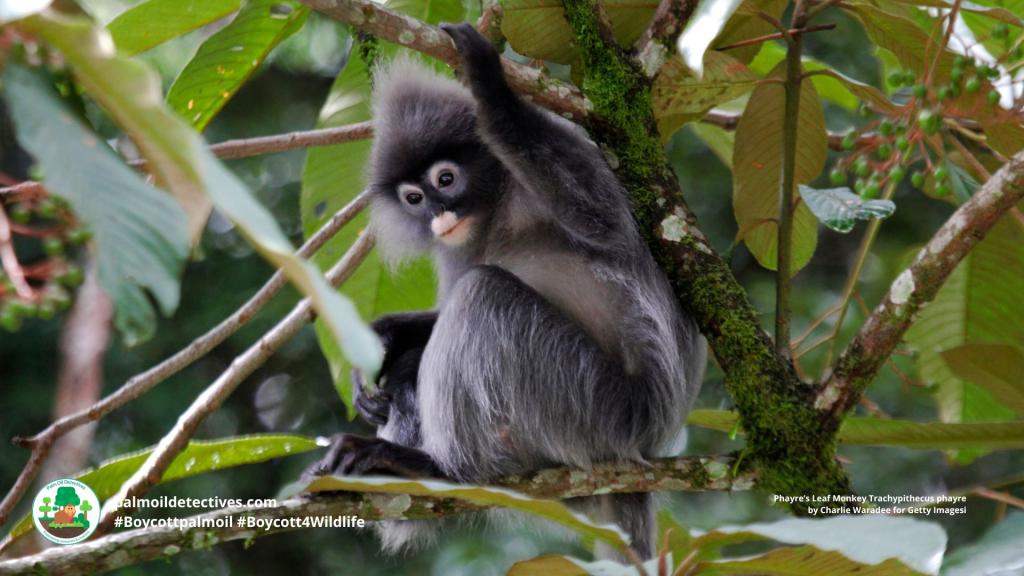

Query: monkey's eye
398,184,424,207
405,191,424,205
438,170,455,188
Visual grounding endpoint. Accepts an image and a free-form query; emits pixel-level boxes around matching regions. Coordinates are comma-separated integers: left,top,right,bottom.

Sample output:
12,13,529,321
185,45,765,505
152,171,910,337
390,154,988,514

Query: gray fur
364,42,705,560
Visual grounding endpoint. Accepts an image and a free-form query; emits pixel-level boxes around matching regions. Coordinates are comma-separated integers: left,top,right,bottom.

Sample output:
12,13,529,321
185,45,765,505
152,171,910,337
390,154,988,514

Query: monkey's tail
580,492,655,561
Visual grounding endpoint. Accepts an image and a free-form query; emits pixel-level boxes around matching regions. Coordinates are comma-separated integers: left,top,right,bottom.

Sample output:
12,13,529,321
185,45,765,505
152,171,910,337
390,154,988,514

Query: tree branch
0,193,369,530
634,0,696,77
97,232,375,535
0,456,752,576
818,149,1024,417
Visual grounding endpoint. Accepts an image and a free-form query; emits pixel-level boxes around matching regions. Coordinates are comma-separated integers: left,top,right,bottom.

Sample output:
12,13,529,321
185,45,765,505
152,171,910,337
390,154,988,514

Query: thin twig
0,192,370,529
715,23,835,52
0,204,33,299
97,232,375,535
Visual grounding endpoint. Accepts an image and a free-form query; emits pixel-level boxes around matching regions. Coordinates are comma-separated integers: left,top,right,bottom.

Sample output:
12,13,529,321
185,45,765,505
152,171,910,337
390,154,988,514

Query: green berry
43,237,64,256
950,67,963,84
863,183,882,199
987,90,1001,105
855,158,871,178
977,64,992,77
895,136,910,151
830,168,847,186
36,198,58,219
934,166,949,182
842,132,857,150
887,71,905,88
10,205,31,224
889,166,905,183
854,179,867,194
68,227,92,246
45,286,72,311
876,143,893,160
36,301,56,320
911,171,926,187
938,86,954,100
965,77,981,93
58,265,84,288
0,306,22,332
912,84,927,99
7,299,33,317
935,183,950,196
879,120,894,136
954,55,968,67
902,71,917,86
918,109,941,134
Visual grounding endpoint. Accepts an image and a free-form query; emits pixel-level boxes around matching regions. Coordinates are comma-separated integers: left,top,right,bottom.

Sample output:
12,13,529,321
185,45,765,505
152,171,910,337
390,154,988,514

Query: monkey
303,22,706,560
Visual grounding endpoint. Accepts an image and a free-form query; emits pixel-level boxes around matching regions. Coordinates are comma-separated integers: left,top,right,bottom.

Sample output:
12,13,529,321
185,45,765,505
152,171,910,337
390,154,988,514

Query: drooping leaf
905,216,1024,463
500,0,656,64
711,0,788,64
941,344,1024,415
676,0,745,77
733,62,826,274
4,65,189,345
107,0,242,56
166,0,309,131
688,409,1024,450
303,475,629,551
799,185,895,233
941,511,1024,576
652,50,758,140
698,516,947,576
849,3,956,81
508,554,667,575
0,0,49,24
19,10,212,241
3,434,317,544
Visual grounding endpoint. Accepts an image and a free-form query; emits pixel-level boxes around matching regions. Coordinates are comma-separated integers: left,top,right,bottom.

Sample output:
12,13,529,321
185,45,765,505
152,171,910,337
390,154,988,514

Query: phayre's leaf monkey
304,22,706,559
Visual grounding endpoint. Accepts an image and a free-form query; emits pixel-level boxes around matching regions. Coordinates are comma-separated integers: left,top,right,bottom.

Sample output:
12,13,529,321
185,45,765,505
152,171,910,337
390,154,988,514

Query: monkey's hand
301,434,446,480
352,368,391,427
440,22,506,96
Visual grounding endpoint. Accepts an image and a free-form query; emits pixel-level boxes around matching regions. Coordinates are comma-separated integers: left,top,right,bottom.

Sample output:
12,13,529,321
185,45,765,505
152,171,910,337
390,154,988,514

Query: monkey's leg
302,434,447,480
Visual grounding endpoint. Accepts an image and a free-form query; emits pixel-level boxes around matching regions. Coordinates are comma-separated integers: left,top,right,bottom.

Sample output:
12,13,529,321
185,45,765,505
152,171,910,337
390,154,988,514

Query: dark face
393,154,499,248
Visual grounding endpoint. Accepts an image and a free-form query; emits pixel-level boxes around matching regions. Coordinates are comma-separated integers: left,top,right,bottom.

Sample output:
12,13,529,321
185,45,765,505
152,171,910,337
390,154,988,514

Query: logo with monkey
32,478,100,545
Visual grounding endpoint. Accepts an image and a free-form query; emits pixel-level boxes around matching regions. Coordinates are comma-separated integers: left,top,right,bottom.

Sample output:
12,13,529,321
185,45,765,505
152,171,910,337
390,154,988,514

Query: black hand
302,434,446,480
353,368,391,426
440,22,505,94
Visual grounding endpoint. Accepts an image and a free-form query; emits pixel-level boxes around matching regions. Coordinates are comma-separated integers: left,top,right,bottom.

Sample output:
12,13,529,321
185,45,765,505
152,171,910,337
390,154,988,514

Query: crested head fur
367,56,480,268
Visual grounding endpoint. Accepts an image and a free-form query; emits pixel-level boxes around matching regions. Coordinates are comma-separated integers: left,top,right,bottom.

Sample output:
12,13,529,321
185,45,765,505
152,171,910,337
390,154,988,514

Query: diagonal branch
634,0,696,77
0,455,752,576
0,193,370,530
818,149,1024,417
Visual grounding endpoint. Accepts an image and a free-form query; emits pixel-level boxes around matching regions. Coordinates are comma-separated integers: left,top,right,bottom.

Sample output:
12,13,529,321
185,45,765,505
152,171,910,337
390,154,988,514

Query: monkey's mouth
431,212,472,245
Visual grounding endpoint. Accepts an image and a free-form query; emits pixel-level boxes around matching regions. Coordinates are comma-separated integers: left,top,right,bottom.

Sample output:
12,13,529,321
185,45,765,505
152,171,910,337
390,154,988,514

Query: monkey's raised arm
440,24,623,216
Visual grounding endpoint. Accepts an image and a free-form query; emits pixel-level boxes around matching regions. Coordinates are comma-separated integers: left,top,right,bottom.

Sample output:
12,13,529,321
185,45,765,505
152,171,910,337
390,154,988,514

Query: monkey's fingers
440,22,502,84
352,368,391,426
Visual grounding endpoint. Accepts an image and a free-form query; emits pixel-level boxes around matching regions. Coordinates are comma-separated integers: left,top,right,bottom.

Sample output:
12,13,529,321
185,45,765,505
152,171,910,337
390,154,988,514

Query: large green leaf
4,65,189,345
301,0,461,418
500,0,656,64
166,0,310,131
107,0,242,56
905,217,1024,463
711,0,788,64
19,10,212,241
732,62,825,274
652,50,758,141
695,546,926,575
675,0,744,77
941,511,1024,576
849,3,956,82
799,185,895,234
941,344,1024,415
303,475,629,551
4,435,317,544
688,409,1024,450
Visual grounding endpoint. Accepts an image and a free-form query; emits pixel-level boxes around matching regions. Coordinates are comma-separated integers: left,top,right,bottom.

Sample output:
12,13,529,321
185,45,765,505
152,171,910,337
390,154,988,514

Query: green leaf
508,554,666,575
303,475,629,551
697,516,946,576
942,344,1024,415
4,65,189,345
711,0,788,64
749,42,860,111
107,0,242,56
799,185,896,233
167,0,309,131
676,0,745,77
500,0,656,64
688,409,1024,450
732,62,825,274
20,10,212,242
301,1,455,417
978,121,1024,158
4,435,317,545
905,217,1024,463
942,511,1024,576
652,50,758,141
0,0,49,24
689,123,735,168
849,3,956,81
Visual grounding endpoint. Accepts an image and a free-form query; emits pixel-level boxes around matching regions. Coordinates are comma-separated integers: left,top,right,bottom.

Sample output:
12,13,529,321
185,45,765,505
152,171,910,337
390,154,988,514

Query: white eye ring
398,184,424,206
429,161,460,191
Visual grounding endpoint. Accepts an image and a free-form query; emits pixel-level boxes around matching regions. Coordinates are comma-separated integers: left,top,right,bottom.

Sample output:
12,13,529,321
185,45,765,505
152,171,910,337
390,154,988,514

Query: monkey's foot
302,434,447,481
352,369,391,426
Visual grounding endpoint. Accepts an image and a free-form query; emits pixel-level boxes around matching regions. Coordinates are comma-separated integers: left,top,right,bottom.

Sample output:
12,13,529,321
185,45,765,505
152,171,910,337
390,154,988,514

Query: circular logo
32,478,100,545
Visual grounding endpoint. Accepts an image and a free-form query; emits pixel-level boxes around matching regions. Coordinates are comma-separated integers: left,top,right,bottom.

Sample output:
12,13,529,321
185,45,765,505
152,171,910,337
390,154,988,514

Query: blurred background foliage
0,0,1022,574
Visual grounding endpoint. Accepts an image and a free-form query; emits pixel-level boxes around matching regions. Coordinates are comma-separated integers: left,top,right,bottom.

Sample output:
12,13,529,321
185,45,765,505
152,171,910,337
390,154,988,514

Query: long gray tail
582,492,656,561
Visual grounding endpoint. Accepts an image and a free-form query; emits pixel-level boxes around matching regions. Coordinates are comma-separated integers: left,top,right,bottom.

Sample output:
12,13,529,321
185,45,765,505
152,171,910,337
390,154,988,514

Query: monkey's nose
430,212,460,237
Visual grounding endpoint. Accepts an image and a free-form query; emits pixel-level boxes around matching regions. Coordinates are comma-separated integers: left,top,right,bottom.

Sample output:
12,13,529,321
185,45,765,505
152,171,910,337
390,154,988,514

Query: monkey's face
395,159,485,247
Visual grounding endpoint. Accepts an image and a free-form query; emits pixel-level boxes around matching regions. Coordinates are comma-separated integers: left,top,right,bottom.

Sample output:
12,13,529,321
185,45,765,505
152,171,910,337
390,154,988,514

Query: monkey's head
366,56,503,265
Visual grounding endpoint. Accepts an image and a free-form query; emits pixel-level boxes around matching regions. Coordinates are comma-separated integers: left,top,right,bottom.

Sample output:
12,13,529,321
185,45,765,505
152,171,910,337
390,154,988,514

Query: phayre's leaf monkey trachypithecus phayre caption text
303,22,706,560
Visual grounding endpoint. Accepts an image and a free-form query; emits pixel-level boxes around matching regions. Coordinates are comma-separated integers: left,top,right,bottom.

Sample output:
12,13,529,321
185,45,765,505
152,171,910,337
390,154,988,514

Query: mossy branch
0,456,751,576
